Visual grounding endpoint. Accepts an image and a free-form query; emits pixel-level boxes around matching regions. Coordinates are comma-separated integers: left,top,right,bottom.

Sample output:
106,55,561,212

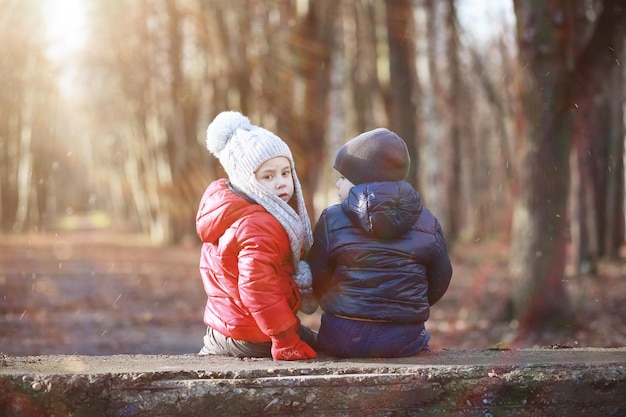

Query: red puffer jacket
196,179,301,343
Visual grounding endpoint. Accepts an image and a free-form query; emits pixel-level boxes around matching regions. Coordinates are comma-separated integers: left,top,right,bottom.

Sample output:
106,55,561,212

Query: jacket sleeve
308,210,335,299
196,184,215,242
236,217,298,337
426,219,453,306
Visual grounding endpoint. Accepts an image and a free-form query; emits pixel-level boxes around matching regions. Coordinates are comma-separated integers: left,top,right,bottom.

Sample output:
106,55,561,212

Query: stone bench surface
1,348,625,416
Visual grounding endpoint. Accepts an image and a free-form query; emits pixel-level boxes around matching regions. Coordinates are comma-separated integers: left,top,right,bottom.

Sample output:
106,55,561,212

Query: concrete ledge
1,348,625,416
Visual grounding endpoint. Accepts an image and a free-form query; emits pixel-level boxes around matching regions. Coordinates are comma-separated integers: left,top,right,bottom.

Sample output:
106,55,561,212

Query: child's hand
271,328,316,360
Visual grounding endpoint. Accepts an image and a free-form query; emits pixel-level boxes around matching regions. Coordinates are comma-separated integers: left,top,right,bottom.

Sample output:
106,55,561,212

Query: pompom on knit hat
206,111,316,313
334,128,410,185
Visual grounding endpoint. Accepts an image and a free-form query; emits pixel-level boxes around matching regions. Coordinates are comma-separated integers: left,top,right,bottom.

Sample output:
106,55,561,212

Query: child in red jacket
197,111,317,360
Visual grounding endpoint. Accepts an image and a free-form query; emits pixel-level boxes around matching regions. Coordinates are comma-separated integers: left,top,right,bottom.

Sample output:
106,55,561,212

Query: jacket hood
340,180,421,239
197,179,263,243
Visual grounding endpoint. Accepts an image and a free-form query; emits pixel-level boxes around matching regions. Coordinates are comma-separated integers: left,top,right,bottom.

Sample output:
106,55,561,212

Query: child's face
336,175,354,201
255,156,295,203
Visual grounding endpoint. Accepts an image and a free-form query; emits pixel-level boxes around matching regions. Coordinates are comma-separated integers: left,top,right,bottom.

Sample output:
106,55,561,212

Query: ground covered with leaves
1,230,624,356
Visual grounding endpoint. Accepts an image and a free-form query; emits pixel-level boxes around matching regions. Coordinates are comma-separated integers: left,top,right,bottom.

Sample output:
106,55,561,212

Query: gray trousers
199,325,318,358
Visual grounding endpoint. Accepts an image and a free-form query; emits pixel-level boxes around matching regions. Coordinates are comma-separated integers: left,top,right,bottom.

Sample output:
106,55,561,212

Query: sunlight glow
43,0,87,60
457,0,515,43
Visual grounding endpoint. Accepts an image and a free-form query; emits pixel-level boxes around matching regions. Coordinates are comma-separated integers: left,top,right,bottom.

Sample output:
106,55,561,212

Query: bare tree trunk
0,96,20,232
351,0,379,132
296,1,334,220
445,0,462,242
510,0,574,340
571,0,626,264
421,0,448,227
385,0,420,189
510,0,625,342
0,1,91,234
164,0,203,242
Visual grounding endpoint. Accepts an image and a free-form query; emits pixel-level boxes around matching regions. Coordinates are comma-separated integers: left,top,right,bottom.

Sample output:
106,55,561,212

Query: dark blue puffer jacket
308,180,452,324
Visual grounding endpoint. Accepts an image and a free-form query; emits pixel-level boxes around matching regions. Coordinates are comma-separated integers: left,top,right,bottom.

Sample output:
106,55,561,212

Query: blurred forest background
1,0,625,349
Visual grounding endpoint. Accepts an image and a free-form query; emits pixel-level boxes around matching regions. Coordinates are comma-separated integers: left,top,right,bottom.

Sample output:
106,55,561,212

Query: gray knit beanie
206,111,317,314
334,128,410,185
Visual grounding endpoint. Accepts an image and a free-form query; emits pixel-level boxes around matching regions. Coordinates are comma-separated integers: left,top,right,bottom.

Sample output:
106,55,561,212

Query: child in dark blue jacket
307,128,453,358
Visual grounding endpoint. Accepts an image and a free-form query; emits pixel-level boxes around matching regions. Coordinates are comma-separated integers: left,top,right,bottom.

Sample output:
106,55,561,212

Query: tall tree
262,1,334,218
350,0,380,133
385,0,420,188
163,0,204,242
570,0,625,268
510,0,626,340
444,0,462,242
510,0,575,339
0,0,67,233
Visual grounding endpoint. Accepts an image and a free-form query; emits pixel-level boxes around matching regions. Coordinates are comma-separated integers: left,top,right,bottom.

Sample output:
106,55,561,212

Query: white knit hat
206,111,316,312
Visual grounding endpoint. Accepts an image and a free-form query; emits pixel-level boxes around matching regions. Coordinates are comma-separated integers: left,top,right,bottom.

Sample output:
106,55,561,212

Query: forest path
1,229,625,356
1,230,205,356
